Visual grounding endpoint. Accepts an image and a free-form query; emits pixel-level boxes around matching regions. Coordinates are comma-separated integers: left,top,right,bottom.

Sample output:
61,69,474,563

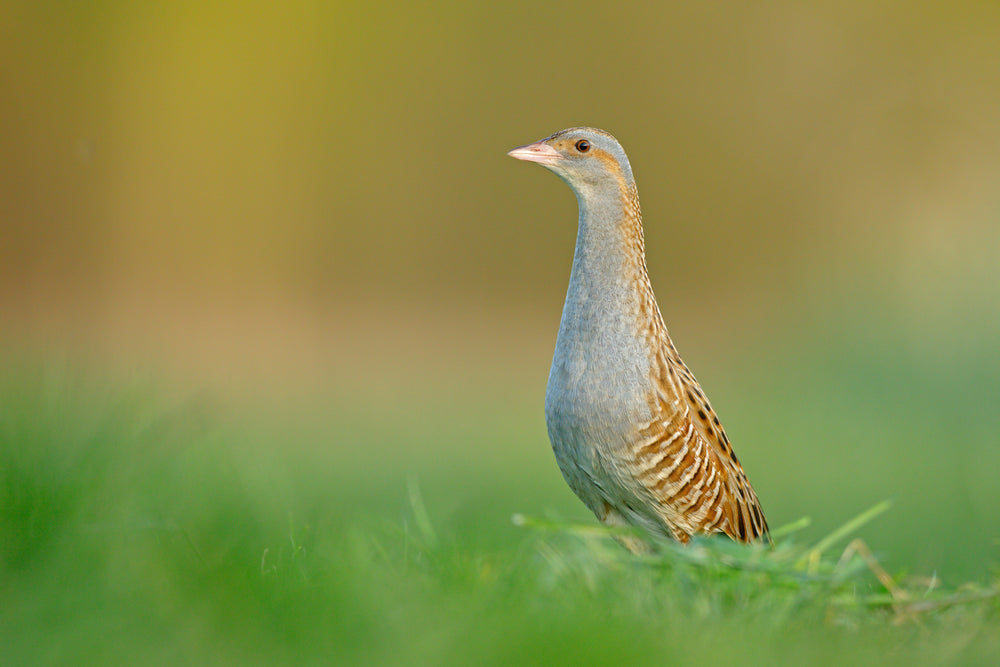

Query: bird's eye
575,140,590,153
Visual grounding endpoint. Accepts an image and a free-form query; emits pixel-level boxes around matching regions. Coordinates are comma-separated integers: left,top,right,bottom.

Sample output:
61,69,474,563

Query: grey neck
546,181,655,421
564,183,647,331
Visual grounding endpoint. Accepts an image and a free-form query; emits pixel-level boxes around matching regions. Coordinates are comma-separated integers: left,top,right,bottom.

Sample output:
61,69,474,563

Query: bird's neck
547,182,664,422
566,183,659,330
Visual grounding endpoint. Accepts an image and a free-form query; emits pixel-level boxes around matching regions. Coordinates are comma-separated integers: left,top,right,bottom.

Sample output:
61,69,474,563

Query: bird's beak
507,141,563,167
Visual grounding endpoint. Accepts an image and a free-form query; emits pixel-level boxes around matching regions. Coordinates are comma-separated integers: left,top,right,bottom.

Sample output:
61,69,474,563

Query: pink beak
507,141,563,167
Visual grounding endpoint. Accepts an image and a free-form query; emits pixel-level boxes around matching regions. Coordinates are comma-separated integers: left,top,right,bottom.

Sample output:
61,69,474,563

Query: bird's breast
545,295,654,451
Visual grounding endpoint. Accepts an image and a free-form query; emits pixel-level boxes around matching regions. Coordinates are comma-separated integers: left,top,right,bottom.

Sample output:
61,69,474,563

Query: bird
508,127,769,551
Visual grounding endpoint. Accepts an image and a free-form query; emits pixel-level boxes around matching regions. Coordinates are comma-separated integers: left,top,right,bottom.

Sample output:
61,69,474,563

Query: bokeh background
3,1,1000,662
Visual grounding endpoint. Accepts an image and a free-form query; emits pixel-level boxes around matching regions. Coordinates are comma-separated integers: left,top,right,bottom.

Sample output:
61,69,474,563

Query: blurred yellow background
3,1,999,576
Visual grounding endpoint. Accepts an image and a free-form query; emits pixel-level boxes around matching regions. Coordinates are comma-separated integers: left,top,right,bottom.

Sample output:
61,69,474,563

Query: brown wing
629,345,770,544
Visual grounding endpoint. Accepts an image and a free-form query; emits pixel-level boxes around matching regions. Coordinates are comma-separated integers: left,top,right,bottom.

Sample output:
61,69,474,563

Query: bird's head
507,127,635,198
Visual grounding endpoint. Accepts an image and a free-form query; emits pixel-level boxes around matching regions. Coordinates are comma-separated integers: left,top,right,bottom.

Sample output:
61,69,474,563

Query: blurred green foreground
1,343,998,665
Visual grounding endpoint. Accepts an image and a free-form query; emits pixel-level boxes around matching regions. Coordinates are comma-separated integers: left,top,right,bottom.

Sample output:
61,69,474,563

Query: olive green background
2,2,999,662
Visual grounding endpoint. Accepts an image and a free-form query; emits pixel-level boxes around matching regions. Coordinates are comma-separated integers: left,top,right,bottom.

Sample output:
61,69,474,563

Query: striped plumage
508,127,768,550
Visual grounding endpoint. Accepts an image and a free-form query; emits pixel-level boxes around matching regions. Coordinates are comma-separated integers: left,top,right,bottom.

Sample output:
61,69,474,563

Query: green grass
1,358,999,666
